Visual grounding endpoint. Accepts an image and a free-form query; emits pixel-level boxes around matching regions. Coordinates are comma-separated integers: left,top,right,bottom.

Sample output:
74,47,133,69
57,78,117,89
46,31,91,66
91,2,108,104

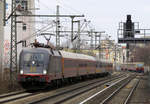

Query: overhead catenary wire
19,0,98,49
36,0,56,14
59,0,83,15
22,21,56,41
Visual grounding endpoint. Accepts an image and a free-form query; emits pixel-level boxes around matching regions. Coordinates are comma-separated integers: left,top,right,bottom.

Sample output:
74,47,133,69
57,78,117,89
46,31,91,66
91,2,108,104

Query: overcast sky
36,0,150,42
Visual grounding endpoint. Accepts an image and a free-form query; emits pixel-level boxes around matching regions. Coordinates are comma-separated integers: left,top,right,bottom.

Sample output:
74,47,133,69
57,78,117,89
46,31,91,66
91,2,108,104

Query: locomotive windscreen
23,53,44,66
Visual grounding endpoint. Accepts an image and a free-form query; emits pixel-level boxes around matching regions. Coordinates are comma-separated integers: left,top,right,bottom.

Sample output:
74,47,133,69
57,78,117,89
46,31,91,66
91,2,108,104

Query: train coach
18,47,113,86
121,62,144,73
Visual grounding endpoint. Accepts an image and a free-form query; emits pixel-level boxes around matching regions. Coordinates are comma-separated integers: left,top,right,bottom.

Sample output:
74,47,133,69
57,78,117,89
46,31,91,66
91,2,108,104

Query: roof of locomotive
21,48,52,54
21,48,113,63
60,51,96,61
21,48,96,61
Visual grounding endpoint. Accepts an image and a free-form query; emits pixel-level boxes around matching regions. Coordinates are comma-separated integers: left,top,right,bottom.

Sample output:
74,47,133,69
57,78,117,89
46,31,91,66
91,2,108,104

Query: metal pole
56,5,60,49
95,32,97,49
3,0,6,26
126,43,129,62
71,16,74,42
0,1,4,80
90,29,93,50
10,0,17,84
77,21,80,51
99,33,101,59
115,45,117,70
15,14,84,18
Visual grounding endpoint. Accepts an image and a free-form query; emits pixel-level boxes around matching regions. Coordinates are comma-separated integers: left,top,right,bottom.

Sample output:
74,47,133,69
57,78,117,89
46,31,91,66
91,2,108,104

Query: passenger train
121,63,144,73
18,44,113,86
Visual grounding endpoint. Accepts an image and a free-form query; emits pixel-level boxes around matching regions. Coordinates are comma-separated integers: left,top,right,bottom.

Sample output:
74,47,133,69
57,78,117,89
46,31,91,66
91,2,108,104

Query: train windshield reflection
23,53,44,66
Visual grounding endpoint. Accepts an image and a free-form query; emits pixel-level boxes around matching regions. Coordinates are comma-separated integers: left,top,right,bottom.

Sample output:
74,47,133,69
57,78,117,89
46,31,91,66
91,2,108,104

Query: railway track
0,72,126,104
123,79,140,104
0,90,26,99
78,75,134,104
0,88,45,104
27,73,127,104
0,91,35,104
99,76,140,104
75,74,139,104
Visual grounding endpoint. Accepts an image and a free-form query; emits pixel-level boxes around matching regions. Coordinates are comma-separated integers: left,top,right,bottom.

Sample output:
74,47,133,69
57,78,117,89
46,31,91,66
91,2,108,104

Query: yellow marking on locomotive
30,66,32,72
33,67,36,72
30,66,36,72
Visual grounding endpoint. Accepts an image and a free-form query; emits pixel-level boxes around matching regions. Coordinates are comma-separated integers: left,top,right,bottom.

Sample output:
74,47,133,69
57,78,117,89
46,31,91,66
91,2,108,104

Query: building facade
0,0,4,76
2,0,35,70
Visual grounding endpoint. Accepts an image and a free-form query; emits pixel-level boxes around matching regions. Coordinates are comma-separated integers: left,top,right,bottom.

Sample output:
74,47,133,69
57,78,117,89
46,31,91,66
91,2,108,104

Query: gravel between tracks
106,76,139,104
6,72,123,104
128,75,150,104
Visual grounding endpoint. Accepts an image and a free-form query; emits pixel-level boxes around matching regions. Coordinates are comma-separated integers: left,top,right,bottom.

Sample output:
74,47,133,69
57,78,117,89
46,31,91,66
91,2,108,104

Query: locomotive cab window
23,53,44,66
24,53,44,61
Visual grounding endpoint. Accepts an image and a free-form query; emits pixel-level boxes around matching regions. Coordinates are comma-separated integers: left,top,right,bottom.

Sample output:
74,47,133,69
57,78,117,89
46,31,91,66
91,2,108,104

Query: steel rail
123,79,140,104
0,87,46,103
0,92,36,103
0,73,125,104
0,90,26,99
79,75,132,104
28,74,126,104
100,76,135,104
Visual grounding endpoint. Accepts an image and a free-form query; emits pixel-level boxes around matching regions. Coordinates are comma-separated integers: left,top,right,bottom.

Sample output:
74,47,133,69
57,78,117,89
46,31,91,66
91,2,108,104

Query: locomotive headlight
43,70,47,74
20,70,23,74
32,61,35,65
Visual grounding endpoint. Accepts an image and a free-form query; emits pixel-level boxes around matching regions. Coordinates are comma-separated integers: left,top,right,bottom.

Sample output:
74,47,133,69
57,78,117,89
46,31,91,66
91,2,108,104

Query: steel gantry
10,0,17,78
4,1,84,80
56,5,60,49
15,14,84,49
3,0,18,82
